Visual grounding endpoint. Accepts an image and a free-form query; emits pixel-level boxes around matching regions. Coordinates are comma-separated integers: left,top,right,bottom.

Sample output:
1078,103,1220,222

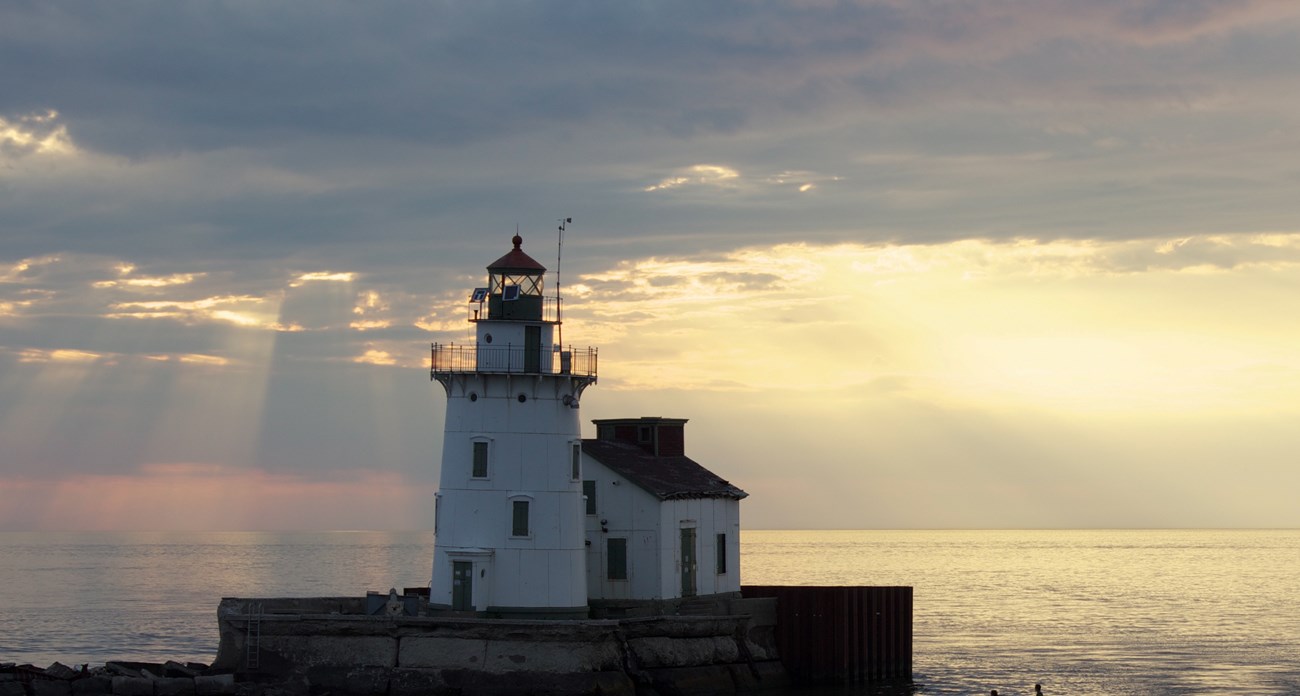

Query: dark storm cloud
4,0,1299,273
0,1,892,156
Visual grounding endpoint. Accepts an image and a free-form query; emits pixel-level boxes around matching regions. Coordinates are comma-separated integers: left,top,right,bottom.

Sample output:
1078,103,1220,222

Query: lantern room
483,234,547,322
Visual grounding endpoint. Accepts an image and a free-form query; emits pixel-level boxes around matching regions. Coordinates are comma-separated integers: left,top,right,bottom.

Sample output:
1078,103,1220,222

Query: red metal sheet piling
742,585,912,686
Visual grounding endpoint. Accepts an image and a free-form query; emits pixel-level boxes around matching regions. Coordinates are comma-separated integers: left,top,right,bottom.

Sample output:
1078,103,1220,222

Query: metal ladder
245,601,263,671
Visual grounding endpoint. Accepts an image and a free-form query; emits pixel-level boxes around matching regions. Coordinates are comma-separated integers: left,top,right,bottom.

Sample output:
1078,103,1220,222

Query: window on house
583,480,597,515
471,441,489,478
638,426,652,443
607,538,627,580
571,443,581,480
716,533,727,574
511,500,530,537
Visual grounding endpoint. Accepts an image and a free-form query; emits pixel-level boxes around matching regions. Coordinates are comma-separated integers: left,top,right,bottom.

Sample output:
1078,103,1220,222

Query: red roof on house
487,234,546,272
582,439,748,501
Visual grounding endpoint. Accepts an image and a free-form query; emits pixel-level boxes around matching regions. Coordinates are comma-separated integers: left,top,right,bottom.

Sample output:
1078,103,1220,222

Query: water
744,530,1300,695
2,530,1298,695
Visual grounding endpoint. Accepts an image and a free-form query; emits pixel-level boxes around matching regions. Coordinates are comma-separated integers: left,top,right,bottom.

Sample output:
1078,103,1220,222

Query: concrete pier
213,596,788,695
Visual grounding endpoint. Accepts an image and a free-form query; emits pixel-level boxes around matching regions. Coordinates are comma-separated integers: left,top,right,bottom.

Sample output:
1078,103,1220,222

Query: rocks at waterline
0,662,246,696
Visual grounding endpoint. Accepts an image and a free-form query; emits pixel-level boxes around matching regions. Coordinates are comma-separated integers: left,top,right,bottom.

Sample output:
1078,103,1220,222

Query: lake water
2,529,1298,695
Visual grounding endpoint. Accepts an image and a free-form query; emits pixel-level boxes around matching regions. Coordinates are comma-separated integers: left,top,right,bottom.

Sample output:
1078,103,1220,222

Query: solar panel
470,287,488,302
502,285,520,301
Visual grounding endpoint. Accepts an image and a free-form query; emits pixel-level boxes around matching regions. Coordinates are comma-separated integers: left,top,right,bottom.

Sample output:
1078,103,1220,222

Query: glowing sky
4,1,1300,530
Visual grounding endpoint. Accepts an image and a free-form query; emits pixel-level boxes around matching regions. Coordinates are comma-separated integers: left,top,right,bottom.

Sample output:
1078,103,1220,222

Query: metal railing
465,296,561,323
431,343,597,378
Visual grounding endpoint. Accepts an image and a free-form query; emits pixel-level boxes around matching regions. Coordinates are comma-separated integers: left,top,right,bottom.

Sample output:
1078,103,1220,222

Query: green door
680,528,697,597
452,561,473,611
524,325,541,373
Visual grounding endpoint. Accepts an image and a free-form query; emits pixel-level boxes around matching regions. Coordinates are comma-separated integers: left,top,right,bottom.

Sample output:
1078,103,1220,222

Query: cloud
94,265,203,289
5,0,1300,279
645,164,740,192
566,235,1300,412
108,295,280,328
0,110,76,157
17,348,102,363
290,272,357,287
353,348,397,367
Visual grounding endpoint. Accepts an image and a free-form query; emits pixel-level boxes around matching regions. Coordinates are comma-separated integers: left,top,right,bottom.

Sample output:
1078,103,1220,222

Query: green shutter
512,500,529,537
607,538,627,580
472,441,488,478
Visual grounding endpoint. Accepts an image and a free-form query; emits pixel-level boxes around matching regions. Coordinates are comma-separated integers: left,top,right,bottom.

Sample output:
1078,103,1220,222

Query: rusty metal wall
741,585,912,685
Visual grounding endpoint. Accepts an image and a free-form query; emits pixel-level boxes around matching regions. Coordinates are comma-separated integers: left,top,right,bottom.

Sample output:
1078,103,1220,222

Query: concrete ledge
619,615,748,639
459,671,629,696
726,598,777,626
398,636,488,669
262,635,397,671
386,668,454,696
626,636,739,669
219,597,364,616
480,639,622,673
643,665,737,696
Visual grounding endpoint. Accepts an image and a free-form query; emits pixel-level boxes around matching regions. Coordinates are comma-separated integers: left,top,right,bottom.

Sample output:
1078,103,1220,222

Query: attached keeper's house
581,417,747,607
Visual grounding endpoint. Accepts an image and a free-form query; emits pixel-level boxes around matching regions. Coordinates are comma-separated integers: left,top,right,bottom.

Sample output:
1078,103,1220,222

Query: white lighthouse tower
428,234,597,618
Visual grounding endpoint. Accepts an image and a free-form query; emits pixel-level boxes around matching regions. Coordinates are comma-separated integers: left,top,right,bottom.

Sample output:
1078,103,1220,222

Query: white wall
656,498,741,598
583,460,662,600
431,365,592,612
583,455,742,600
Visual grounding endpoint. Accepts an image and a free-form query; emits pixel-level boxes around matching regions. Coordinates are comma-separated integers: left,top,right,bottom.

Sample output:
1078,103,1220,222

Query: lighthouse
428,234,598,618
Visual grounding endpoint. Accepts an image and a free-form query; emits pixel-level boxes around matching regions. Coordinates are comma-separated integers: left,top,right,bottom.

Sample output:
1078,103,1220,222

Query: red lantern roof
487,234,546,273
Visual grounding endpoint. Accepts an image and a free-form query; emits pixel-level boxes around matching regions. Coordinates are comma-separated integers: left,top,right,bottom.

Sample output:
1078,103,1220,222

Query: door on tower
451,561,474,611
680,527,697,597
524,325,541,373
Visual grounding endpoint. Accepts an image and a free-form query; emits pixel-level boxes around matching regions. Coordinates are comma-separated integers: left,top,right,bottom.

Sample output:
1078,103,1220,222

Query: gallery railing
430,343,598,379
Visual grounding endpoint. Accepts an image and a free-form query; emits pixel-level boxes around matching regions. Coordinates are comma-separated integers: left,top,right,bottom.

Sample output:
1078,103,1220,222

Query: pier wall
742,585,913,685
213,597,787,696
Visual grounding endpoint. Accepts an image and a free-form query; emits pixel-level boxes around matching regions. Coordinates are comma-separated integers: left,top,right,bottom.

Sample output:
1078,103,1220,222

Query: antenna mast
557,217,571,349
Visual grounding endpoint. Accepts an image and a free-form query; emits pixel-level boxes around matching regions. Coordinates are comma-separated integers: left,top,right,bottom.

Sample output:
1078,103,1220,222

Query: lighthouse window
716,533,727,574
607,538,627,580
471,441,489,478
511,500,530,537
571,444,581,480
583,480,597,515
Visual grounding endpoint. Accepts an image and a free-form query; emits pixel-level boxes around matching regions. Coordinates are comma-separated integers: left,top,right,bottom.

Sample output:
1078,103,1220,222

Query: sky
4,0,1300,531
